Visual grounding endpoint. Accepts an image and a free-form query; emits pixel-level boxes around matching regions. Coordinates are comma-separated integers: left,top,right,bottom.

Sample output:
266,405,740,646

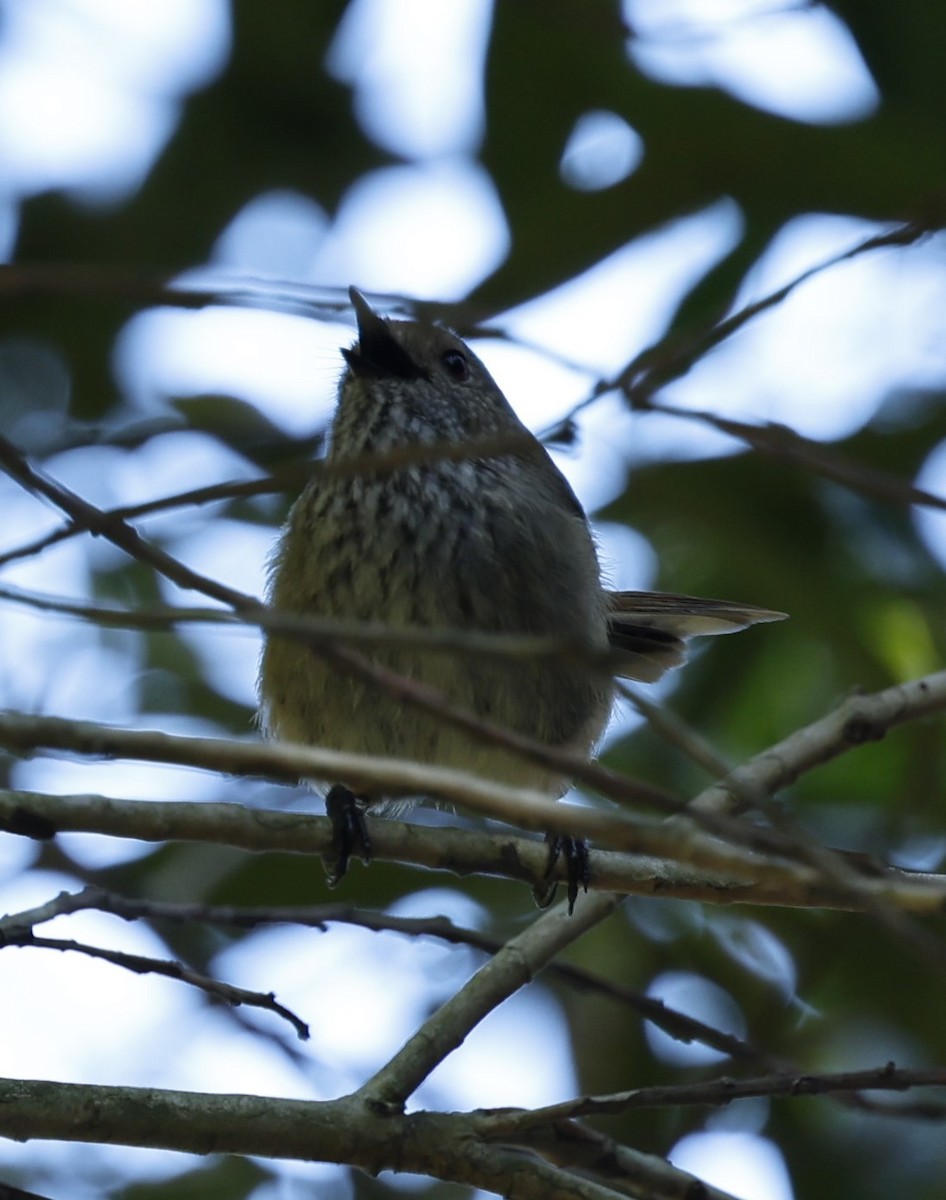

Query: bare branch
0,580,614,670
41,887,924,1121
618,222,931,404
67,888,777,1064
479,1062,946,1132
0,714,791,873
2,780,946,917
517,1122,742,1200
0,698,874,882
0,888,93,939
626,681,946,977
358,893,623,1109
693,671,946,815
36,934,307,1038
0,1076,732,1198
538,221,946,520
0,431,534,570
645,402,946,514
16,429,933,887
0,906,309,1040
554,222,928,421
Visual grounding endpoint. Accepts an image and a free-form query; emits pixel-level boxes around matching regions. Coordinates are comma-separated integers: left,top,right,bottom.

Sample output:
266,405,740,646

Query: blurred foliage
4,2,946,1199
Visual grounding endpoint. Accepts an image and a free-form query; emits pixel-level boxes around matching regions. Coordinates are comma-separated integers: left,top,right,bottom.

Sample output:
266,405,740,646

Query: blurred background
1,2,946,1197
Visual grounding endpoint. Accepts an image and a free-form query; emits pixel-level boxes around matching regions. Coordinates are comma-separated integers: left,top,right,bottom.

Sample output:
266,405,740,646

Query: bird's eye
441,349,470,381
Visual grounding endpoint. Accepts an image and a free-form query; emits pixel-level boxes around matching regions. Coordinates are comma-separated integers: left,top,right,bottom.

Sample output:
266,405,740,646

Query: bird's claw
532,833,591,915
324,785,372,887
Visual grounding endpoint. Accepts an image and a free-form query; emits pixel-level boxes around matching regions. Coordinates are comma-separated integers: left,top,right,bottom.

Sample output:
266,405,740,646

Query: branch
554,222,928,420
0,580,614,670
626,680,946,978
3,781,946,915
12,934,309,1040
0,1077,727,1199
4,424,942,880
68,888,782,1064
480,1062,946,1133
646,402,946,514
692,671,946,815
0,431,534,570
617,222,931,406
9,433,937,884
28,887,924,1122
358,893,623,1109
0,889,309,1038
0,706,893,886
11,580,943,951
544,221,946,518
0,434,259,609
517,1122,741,1200
0,714,793,875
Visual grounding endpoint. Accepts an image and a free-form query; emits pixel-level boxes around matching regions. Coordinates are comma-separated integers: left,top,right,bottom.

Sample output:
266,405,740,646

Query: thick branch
0,1077,719,1199
0,714,802,874
2,785,945,914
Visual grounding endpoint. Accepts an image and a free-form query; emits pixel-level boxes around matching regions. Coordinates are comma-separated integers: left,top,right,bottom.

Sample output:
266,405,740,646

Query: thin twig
25,935,307,1039
4,926,309,1040
0,891,311,1039
0,431,533,569
0,581,617,669
477,1062,946,1133
646,402,946,513
81,890,925,1119
618,222,930,405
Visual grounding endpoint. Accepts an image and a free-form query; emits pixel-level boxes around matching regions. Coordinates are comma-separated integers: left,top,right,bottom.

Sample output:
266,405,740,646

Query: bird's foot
533,833,591,915
324,785,372,887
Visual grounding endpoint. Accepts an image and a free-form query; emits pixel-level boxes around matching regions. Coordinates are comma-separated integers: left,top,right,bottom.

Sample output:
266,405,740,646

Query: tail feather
607,591,786,682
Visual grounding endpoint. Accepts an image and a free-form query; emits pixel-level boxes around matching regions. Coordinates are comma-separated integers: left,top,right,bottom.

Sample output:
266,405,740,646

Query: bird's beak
342,286,427,380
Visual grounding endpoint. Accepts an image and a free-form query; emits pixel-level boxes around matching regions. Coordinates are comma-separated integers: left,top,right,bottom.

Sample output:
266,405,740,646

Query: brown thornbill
259,287,785,909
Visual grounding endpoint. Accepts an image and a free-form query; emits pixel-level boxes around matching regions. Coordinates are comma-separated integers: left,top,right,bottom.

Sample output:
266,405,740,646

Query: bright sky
1,4,945,1199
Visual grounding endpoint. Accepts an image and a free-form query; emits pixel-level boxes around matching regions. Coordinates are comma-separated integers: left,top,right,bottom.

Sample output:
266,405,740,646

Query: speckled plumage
259,290,613,802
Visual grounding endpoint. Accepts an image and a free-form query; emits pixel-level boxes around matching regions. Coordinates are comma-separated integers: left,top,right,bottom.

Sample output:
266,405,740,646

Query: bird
258,287,785,909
